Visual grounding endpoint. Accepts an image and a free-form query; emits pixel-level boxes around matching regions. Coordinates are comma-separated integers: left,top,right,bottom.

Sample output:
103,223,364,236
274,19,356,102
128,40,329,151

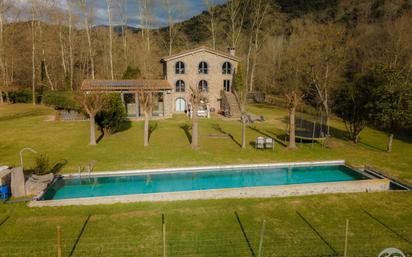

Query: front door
175,98,186,112
224,80,231,92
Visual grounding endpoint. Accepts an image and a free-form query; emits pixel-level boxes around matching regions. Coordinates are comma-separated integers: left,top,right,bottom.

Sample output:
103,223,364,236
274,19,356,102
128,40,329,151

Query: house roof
81,79,172,92
161,46,241,62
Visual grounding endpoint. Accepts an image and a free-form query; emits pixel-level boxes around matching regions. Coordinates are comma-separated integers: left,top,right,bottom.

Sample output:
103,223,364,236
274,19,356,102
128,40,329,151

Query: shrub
33,154,67,175
95,94,128,135
122,65,141,79
9,89,33,103
42,91,80,110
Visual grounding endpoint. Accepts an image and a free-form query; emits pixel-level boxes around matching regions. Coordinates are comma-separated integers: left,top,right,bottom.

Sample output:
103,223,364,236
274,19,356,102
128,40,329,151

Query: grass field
0,104,412,256
0,192,411,257
0,104,411,183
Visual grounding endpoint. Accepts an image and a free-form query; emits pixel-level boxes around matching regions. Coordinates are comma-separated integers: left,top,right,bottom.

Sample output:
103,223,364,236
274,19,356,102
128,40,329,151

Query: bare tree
225,0,249,49
162,0,186,55
37,0,55,90
30,0,38,104
298,22,346,135
79,0,95,79
77,93,107,146
246,0,269,92
0,0,9,104
118,0,129,71
106,0,114,80
137,89,154,147
232,65,248,148
68,0,75,90
203,0,218,49
139,0,154,76
189,86,208,149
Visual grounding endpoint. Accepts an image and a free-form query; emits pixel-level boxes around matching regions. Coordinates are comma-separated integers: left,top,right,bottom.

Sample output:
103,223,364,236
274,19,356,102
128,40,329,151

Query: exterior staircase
221,91,241,118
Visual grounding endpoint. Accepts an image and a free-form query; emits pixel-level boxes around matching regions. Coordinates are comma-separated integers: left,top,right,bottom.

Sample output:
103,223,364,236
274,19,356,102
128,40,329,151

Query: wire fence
0,214,411,257
0,229,411,256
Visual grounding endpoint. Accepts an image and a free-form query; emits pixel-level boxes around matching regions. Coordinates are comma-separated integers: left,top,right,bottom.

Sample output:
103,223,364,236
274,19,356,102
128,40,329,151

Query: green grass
0,104,411,256
0,192,411,256
0,104,411,184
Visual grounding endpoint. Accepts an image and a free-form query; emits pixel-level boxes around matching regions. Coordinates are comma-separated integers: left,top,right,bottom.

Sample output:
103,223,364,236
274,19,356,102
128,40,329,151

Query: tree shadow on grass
149,121,158,140
97,120,132,144
180,124,192,144
248,125,288,147
211,123,241,147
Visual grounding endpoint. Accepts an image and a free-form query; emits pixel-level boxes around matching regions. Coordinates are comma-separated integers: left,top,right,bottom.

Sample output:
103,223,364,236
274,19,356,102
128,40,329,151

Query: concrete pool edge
28,160,390,207
28,178,390,207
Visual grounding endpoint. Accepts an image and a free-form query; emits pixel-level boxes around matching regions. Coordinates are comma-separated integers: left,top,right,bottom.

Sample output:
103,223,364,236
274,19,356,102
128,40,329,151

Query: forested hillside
0,0,411,134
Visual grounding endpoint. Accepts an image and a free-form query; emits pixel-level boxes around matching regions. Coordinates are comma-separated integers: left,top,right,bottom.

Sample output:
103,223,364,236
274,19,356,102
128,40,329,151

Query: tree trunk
191,105,199,149
89,115,97,146
387,133,394,152
31,19,36,105
288,106,297,149
144,111,149,147
354,133,360,144
241,117,246,149
107,0,114,80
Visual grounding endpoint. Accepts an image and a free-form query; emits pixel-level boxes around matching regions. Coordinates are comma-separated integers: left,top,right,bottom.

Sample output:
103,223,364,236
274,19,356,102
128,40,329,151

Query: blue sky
14,0,227,28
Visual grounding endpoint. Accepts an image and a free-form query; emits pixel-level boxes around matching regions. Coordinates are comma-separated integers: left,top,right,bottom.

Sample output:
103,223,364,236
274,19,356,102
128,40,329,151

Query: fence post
56,226,62,257
162,214,166,257
258,220,266,257
344,219,349,257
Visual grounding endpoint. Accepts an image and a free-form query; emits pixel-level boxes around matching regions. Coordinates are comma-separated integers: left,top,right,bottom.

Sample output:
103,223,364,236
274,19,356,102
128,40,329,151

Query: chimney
228,48,236,56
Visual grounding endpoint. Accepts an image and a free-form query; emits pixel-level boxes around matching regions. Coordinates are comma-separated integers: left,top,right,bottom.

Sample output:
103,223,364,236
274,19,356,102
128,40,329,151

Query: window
223,80,231,92
198,80,208,92
175,80,185,92
198,61,208,74
222,62,232,74
175,61,185,74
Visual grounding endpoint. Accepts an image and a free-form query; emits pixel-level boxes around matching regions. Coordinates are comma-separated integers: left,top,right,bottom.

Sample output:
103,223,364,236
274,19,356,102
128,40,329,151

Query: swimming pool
35,161,389,206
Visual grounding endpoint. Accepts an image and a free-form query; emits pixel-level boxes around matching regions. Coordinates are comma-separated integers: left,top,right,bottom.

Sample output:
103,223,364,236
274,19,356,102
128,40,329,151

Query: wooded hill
0,0,411,135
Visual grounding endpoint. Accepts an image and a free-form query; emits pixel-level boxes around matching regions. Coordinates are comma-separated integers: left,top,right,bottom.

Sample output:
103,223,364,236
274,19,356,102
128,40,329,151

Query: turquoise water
42,165,369,200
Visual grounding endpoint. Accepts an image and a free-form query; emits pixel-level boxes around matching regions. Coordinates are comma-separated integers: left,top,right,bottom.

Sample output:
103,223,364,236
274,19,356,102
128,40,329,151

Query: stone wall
165,51,239,113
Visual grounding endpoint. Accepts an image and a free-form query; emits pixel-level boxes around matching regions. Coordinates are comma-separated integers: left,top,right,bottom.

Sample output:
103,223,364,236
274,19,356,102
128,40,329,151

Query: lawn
0,192,411,256
0,104,411,256
0,104,411,184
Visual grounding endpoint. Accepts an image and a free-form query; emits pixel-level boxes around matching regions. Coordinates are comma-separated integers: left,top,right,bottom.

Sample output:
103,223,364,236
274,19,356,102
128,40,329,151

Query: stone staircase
221,91,241,118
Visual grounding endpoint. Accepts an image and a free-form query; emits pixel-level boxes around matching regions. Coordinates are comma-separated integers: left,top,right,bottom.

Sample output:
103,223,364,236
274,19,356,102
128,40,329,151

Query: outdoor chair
265,138,275,151
255,137,265,149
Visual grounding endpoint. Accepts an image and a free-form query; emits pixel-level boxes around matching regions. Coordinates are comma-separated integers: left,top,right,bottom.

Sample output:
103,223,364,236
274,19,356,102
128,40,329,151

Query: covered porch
81,79,173,119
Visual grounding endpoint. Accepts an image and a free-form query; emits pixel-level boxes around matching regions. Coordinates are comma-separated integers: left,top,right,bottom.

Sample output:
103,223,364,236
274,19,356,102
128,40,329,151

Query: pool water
42,165,369,200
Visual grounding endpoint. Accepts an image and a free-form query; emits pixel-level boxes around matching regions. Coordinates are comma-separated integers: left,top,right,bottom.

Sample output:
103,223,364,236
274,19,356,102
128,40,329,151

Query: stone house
81,46,241,119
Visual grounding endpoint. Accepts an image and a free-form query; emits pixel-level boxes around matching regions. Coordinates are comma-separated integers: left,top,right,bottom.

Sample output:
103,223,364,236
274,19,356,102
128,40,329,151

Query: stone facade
161,47,240,114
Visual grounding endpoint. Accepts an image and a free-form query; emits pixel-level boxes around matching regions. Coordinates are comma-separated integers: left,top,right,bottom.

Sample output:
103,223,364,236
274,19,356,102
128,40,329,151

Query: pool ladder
77,161,96,181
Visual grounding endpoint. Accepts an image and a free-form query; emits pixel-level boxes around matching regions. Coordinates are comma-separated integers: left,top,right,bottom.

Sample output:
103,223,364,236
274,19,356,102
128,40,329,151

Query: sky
12,0,227,28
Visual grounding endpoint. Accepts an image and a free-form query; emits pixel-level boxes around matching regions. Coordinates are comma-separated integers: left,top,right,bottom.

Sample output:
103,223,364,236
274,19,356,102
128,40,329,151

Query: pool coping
62,160,347,178
28,160,389,207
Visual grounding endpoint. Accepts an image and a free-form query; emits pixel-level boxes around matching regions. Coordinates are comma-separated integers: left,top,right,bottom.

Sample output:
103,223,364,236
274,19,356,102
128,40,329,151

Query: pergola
81,79,172,93
81,79,173,118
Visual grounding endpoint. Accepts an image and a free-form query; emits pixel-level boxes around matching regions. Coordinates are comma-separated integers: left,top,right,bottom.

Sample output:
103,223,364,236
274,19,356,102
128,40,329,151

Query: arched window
175,80,185,92
175,61,185,74
198,62,208,74
198,80,208,92
222,62,232,74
